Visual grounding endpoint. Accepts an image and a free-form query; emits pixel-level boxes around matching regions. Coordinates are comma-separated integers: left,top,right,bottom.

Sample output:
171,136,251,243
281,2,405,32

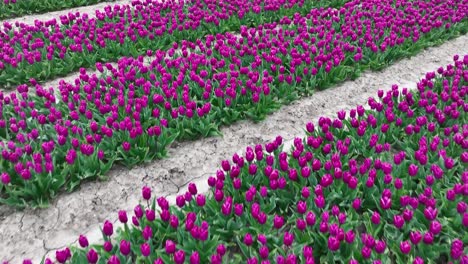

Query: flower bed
0,0,116,20
0,0,347,87
0,0,467,208
35,55,467,263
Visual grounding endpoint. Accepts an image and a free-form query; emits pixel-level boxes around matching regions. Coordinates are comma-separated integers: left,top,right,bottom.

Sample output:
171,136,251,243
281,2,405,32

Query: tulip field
38,56,468,263
0,0,467,262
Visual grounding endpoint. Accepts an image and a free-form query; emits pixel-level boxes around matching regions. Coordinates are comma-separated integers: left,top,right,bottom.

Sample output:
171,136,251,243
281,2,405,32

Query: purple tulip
142,226,152,240
190,251,200,264
457,201,467,214
146,209,156,221
215,244,226,257
244,233,254,246
141,186,151,200
423,232,434,244
429,220,442,234
380,196,392,210
400,241,411,254
393,215,404,229
120,240,131,256
283,232,294,247
174,250,186,264
413,257,424,264
410,231,422,245
165,240,176,254
195,194,206,207
361,246,372,259
371,211,381,225
108,256,120,264
306,211,316,226
141,243,151,257
221,196,233,216
122,141,131,151
55,248,70,263
375,240,386,254
315,195,325,208
118,210,128,224
86,249,98,263
234,203,243,216
103,241,113,252
344,230,355,244
352,198,361,210
273,215,284,229
102,220,113,236
1,173,10,184
423,207,438,220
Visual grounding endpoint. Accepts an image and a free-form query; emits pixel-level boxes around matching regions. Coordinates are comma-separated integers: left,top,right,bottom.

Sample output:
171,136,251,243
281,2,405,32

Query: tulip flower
78,235,89,248
102,220,113,236
120,240,131,256
400,241,411,254
140,243,151,257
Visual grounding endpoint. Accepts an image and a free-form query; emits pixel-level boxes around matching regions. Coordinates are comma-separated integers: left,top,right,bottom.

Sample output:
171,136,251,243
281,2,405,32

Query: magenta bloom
410,231,422,245
283,232,294,247
221,196,233,216
371,211,381,224
141,186,151,200
1,172,10,184
165,240,176,254
217,244,226,256
273,215,284,229
423,207,438,221
120,240,131,256
55,248,70,263
361,246,372,259
86,249,98,263
352,198,361,210
408,164,419,176
102,220,113,236
400,241,411,254
190,251,200,264
118,210,128,224
78,235,88,248
259,245,269,259
188,183,198,195
174,250,186,264
393,215,405,229
375,240,386,254
108,256,120,264
234,203,244,216
122,141,131,151
141,243,151,257
244,233,254,246
328,236,340,251
380,196,392,210
142,226,153,240
170,215,179,229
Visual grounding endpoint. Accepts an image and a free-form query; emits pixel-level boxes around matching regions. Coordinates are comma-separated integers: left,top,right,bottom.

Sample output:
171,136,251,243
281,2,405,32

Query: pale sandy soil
0,31,466,263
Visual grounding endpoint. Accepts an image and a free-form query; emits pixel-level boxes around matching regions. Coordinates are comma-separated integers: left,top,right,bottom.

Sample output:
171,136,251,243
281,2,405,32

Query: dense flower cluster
0,0,340,86
0,0,467,207
24,54,466,263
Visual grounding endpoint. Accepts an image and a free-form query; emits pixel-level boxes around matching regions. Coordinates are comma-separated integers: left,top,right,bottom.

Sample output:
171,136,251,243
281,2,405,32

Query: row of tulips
0,0,467,207
0,0,116,20
18,54,468,263
0,0,348,87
